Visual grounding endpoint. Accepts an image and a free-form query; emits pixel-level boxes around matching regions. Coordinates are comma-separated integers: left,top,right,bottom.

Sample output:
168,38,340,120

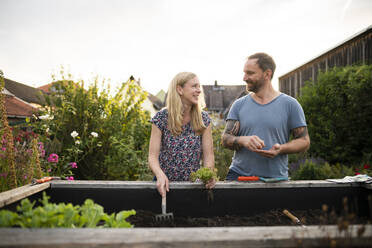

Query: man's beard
245,77,265,93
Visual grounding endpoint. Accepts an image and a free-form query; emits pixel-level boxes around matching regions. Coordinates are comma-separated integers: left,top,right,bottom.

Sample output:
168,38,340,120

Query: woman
148,72,215,197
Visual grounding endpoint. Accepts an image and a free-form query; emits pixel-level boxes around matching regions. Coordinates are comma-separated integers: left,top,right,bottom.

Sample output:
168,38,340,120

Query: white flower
75,140,81,145
91,132,98,138
46,128,50,133
71,131,79,138
38,114,54,120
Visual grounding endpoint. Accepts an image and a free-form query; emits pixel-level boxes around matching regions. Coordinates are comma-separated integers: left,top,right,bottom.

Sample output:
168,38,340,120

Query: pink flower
47,153,59,163
38,142,44,150
355,172,361,175
364,164,370,170
70,162,77,168
67,176,74,181
47,169,52,172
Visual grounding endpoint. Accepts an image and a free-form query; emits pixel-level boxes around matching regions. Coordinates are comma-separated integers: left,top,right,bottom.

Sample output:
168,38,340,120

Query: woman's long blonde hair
166,72,206,136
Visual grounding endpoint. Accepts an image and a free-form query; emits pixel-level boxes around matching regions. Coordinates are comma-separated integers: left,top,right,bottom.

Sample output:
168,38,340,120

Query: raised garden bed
1,180,372,247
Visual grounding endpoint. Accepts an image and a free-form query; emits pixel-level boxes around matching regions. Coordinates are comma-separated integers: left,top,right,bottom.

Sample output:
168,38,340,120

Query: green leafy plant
0,192,135,228
190,167,218,184
290,159,354,180
31,71,152,180
298,64,372,166
211,122,234,180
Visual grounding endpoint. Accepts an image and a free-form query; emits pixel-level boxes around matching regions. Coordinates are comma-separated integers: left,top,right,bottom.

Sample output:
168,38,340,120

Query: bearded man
222,52,310,180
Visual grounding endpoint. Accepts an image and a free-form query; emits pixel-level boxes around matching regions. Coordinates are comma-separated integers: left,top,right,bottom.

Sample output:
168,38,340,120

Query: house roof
38,83,53,93
155,89,166,103
4,95,35,118
202,83,246,111
222,90,248,118
147,92,164,110
4,78,45,105
1,88,15,96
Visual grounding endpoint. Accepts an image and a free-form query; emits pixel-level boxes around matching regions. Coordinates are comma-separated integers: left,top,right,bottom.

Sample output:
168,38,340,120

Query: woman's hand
156,173,169,197
205,178,216,189
148,124,169,196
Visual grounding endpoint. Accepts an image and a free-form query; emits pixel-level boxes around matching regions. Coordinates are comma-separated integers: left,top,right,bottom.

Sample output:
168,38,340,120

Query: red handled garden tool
155,193,174,222
31,176,61,185
238,176,260,181
283,209,306,228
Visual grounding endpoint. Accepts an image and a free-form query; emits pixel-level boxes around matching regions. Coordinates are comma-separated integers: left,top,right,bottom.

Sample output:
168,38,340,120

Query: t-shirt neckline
248,93,283,106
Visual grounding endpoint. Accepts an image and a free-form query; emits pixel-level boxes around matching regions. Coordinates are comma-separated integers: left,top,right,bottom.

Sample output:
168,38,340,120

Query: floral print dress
151,109,211,181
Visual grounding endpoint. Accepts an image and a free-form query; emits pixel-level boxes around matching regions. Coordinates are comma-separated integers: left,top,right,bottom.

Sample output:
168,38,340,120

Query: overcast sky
1,0,372,95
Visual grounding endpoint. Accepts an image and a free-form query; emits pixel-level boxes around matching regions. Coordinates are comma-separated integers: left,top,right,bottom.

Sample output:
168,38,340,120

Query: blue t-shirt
227,93,307,178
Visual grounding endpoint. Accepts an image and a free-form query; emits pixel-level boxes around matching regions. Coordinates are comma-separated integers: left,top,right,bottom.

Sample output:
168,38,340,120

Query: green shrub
298,65,372,166
290,159,354,180
0,192,135,228
32,73,151,180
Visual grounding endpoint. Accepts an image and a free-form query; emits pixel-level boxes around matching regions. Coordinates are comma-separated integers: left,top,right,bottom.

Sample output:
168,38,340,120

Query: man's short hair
248,53,276,79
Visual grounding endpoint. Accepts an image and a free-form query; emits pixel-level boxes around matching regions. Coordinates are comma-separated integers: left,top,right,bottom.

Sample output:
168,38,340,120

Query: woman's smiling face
178,76,201,105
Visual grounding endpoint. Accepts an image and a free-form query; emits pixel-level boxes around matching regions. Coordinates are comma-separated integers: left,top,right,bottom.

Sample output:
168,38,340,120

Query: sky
1,0,372,95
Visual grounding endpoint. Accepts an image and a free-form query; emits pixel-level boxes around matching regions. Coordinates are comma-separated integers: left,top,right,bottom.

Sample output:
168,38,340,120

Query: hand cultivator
155,193,174,222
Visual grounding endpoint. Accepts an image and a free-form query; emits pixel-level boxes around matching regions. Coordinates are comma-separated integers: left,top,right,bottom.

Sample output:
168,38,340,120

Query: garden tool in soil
283,209,306,228
155,194,174,222
31,176,61,185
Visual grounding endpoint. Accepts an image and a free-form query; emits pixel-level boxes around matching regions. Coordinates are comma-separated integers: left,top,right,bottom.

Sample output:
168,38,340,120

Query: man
222,52,310,180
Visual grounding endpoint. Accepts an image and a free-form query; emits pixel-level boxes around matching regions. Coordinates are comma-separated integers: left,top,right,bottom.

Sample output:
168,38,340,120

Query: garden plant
0,192,135,228
30,72,153,181
289,64,372,179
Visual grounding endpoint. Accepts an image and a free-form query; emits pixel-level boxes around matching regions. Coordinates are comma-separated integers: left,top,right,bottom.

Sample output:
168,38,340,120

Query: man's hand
238,135,265,151
254,143,281,158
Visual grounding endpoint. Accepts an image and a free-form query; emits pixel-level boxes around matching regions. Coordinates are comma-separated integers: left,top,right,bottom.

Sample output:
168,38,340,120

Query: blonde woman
148,72,215,197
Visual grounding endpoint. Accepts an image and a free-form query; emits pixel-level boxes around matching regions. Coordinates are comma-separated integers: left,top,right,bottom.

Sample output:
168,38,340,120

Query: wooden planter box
1,180,372,247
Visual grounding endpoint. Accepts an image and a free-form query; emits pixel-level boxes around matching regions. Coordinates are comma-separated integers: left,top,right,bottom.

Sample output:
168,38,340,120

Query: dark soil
128,209,370,227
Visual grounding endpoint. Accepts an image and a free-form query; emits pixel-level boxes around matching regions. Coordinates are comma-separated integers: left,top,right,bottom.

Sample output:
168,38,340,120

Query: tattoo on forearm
222,120,240,150
292,126,308,139
232,137,240,150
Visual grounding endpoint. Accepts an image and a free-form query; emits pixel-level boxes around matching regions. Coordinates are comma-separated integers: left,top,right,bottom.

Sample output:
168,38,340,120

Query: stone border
0,225,371,247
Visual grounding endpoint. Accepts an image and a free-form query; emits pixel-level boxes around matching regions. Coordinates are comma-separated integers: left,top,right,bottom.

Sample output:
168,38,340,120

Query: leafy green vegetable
190,167,218,184
0,192,135,228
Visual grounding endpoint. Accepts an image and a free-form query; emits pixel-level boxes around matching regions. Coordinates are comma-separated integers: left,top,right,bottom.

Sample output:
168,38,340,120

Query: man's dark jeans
225,169,241,181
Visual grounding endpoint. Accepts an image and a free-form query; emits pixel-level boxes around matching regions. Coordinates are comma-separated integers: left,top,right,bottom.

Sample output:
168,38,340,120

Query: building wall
279,26,372,98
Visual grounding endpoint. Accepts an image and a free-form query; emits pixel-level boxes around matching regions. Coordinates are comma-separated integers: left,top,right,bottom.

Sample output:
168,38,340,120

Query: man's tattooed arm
222,120,240,150
292,126,309,140
286,126,310,153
